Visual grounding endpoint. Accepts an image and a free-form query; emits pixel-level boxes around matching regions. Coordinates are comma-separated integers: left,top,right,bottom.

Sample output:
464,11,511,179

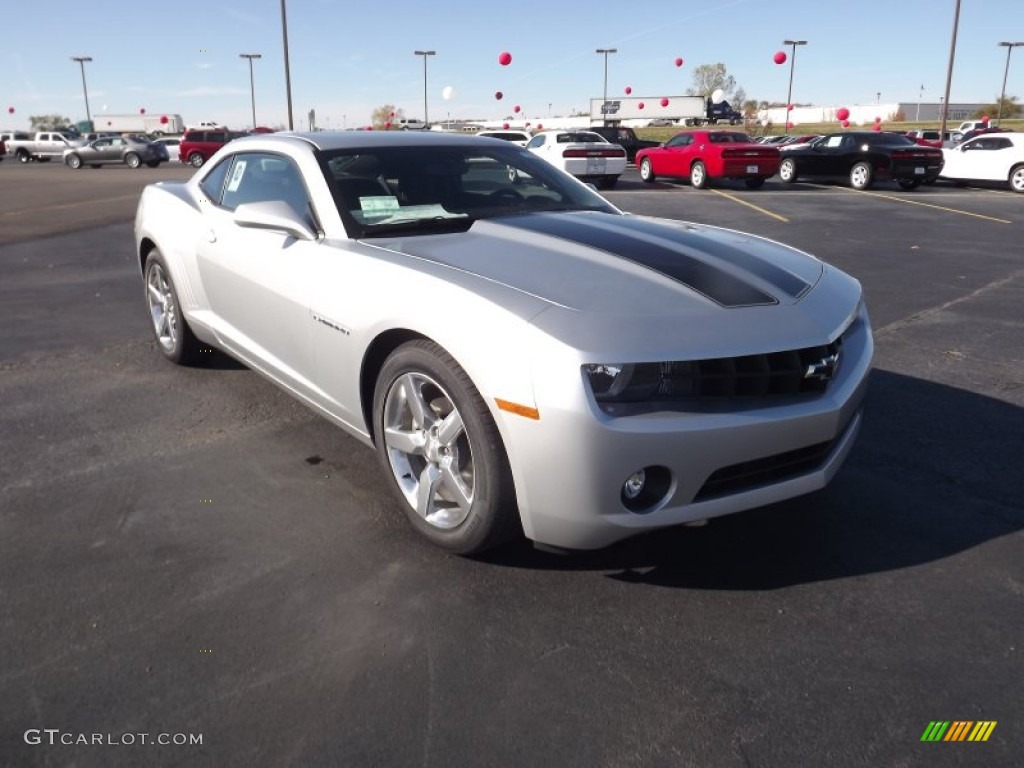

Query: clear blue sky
3,0,1022,130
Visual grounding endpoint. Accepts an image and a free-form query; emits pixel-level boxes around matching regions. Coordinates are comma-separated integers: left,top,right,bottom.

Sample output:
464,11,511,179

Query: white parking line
839,187,1012,224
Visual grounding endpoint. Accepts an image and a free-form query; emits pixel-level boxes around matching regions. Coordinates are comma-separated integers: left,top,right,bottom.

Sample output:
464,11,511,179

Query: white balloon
711,89,725,103
442,86,456,101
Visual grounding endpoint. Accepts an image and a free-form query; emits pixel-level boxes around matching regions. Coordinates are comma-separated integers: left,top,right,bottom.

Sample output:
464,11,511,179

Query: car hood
366,212,822,315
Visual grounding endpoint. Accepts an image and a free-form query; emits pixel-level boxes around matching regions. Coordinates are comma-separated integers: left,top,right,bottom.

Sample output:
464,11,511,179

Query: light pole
414,50,436,126
280,0,294,130
71,56,93,126
782,40,807,134
939,0,962,143
239,53,261,129
997,42,1024,124
916,84,924,122
595,48,617,124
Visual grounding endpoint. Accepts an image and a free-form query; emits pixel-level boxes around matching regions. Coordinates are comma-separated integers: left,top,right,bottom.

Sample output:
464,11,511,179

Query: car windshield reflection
319,145,616,238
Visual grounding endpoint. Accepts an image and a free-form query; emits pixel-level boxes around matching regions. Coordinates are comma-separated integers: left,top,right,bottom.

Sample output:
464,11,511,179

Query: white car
939,133,1024,193
475,130,532,147
153,136,183,162
134,131,872,554
186,121,224,131
525,130,627,189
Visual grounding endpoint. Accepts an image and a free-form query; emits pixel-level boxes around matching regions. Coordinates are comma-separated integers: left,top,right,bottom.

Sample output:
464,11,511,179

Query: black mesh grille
656,337,842,399
694,439,836,502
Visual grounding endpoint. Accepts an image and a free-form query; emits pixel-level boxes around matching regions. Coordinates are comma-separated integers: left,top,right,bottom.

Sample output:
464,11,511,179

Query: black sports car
778,131,944,190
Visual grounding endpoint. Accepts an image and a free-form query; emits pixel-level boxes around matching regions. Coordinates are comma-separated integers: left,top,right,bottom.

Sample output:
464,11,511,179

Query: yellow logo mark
200,499,213,503
199,649,214,653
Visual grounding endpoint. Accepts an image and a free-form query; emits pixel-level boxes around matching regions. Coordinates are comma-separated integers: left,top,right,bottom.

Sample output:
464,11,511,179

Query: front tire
143,250,200,365
690,161,708,189
639,157,656,183
66,153,82,170
373,340,518,554
779,158,798,183
850,161,873,190
1009,164,1024,193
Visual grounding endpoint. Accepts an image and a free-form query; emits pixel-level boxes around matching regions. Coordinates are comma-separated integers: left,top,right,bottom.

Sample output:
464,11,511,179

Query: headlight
583,363,662,402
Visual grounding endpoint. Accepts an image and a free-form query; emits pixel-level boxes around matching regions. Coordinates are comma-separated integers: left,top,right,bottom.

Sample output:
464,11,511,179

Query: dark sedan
778,131,944,190
63,135,168,170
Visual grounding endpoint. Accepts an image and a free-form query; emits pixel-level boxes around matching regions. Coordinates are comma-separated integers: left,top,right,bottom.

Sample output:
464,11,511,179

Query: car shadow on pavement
481,370,1023,589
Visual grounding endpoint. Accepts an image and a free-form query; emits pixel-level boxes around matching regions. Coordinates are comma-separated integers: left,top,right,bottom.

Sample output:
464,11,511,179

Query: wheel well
1009,163,1024,178
138,238,157,273
359,328,430,442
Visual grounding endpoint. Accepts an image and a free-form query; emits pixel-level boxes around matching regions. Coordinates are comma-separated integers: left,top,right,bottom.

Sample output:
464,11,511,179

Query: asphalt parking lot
1,159,1022,768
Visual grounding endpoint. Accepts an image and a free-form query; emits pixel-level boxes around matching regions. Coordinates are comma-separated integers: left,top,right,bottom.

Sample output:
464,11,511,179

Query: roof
266,130,498,151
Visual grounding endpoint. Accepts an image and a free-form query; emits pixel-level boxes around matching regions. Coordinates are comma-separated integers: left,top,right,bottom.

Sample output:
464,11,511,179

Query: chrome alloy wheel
146,262,179,353
382,372,475,530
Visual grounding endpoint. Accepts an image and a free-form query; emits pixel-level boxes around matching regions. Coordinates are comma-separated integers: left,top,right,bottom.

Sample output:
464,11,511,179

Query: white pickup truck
955,120,989,133
7,131,85,163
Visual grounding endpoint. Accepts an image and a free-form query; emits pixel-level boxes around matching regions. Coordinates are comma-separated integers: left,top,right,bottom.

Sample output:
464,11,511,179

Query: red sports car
636,130,781,189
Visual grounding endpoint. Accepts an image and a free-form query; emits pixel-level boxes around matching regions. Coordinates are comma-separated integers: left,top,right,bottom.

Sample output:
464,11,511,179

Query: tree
29,114,72,131
686,63,740,103
973,95,1021,119
372,104,404,130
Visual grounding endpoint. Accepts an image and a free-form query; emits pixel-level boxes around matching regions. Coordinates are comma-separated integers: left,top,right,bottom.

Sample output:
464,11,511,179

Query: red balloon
836,107,850,121
495,91,503,100
660,98,669,107
106,121,111,126
787,104,793,111
624,86,632,95
503,122,510,129
841,119,850,128
139,108,146,114
384,121,391,129
982,115,990,123
498,51,512,66
786,122,794,129
513,104,521,113
525,121,531,127
7,106,13,114
674,57,683,67
160,115,169,124
389,111,395,118
874,116,881,123
872,124,881,131
536,123,543,130
774,51,787,65
638,102,645,110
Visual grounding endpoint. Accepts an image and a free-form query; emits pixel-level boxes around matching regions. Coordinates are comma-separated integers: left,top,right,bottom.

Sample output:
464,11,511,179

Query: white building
758,102,989,127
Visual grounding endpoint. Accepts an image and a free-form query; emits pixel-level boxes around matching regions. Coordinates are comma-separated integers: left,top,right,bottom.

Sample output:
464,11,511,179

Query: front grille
653,337,842,399
694,439,837,501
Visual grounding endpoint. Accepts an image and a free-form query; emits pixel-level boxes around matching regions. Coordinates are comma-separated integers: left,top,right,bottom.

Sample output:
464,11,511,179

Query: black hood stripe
592,216,812,299
498,213,776,308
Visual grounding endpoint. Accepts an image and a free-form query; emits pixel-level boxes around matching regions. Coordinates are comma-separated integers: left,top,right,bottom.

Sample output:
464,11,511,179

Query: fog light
623,470,646,500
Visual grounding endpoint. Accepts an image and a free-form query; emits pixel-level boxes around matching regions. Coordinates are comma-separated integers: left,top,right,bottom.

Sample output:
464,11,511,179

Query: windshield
318,144,618,238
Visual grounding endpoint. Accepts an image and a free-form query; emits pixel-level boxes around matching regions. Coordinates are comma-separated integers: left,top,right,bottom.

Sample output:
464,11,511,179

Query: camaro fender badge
804,351,840,381
312,312,350,336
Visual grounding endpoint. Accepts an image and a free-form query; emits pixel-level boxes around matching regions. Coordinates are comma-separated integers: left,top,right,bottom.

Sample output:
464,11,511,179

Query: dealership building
759,102,990,126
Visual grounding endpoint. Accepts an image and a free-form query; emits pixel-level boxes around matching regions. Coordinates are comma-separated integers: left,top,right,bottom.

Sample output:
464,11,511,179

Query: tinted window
219,153,310,220
199,158,232,204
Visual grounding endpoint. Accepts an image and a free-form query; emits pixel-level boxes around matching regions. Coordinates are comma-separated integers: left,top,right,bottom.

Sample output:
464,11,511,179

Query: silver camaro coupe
135,132,872,554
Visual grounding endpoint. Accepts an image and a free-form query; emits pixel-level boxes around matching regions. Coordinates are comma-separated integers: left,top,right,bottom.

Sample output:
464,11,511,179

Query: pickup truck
7,132,86,163
955,120,989,133
588,126,659,163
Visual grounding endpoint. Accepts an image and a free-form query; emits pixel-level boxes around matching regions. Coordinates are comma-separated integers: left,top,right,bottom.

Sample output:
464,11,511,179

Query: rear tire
373,340,519,554
16,149,30,162
639,157,656,183
690,161,708,189
850,162,873,190
189,152,205,168
1009,164,1024,193
125,152,141,169
143,249,201,365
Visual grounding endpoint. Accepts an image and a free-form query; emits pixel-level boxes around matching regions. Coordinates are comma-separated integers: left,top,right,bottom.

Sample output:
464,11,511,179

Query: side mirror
233,201,315,241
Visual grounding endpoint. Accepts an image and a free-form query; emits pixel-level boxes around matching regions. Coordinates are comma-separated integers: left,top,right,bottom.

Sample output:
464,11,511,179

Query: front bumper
504,304,873,550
